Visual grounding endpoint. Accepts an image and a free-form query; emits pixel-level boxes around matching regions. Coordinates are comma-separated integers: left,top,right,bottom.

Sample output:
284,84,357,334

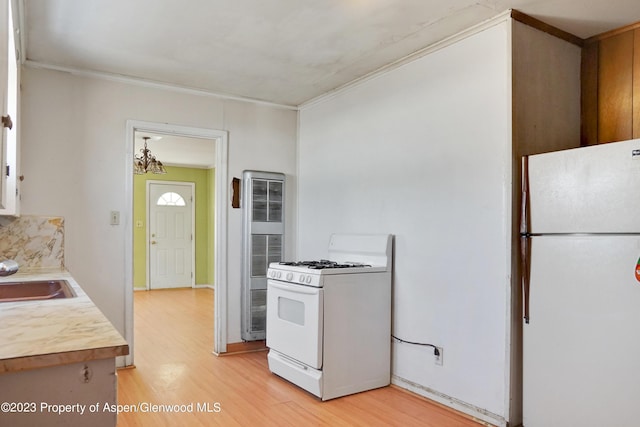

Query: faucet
0,259,19,276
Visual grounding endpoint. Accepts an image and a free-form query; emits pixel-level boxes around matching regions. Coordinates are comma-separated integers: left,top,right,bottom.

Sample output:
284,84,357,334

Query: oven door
266,279,323,369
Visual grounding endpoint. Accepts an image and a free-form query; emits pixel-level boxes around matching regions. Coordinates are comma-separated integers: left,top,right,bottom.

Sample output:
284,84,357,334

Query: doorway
124,120,229,367
148,182,194,289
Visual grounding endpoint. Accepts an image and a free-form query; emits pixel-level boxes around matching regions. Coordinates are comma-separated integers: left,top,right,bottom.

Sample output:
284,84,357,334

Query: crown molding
22,60,299,111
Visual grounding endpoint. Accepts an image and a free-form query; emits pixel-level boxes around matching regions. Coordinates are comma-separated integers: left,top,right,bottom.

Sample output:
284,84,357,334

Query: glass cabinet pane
251,235,267,277
252,179,268,221
268,181,283,222
268,235,282,265
251,234,283,277
251,290,267,332
251,179,283,223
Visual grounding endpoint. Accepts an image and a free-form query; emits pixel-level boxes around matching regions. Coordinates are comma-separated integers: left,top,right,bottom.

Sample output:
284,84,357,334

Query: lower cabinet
0,358,118,427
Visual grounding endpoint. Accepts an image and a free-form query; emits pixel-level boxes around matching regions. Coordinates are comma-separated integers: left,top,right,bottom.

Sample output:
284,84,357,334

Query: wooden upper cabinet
582,24,640,145
598,31,633,144
633,29,640,139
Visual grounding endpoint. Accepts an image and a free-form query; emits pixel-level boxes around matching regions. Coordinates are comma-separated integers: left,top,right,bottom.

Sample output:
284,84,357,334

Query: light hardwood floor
117,288,486,426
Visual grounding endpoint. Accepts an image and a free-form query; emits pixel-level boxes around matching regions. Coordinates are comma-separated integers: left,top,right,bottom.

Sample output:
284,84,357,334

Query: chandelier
134,136,167,174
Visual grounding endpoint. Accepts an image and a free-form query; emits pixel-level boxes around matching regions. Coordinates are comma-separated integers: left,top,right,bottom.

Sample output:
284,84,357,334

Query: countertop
0,269,129,373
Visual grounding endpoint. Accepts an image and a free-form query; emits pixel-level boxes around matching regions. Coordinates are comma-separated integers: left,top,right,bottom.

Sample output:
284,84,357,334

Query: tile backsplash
0,215,65,270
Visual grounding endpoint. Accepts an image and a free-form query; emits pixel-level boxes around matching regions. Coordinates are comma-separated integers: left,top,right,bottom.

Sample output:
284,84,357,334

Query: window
156,192,186,206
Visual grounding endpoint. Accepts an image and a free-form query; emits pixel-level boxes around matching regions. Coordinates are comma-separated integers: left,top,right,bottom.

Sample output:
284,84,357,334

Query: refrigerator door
523,235,640,427
526,139,640,233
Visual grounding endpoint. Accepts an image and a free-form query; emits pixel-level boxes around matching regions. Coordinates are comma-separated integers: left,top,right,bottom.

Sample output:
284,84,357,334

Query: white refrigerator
522,139,640,427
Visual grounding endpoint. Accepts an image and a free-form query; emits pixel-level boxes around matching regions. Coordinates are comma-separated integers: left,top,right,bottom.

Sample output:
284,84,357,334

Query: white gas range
266,233,393,400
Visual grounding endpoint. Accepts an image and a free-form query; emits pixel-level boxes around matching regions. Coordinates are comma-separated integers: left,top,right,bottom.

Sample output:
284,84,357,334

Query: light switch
110,211,120,225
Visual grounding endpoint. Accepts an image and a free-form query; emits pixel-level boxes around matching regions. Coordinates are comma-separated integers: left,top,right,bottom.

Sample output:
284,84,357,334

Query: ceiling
20,0,640,108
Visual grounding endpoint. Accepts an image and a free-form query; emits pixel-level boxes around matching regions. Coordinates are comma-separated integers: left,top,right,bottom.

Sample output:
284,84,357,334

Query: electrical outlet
434,347,443,366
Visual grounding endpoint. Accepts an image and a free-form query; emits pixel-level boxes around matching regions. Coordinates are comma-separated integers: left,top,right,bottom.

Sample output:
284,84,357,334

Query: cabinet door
597,31,634,144
0,0,8,211
0,0,18,216
633,29,640,139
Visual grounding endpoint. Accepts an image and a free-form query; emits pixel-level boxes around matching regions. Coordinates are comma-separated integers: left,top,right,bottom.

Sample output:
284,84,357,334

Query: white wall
20,67,297,344
298,21,512,424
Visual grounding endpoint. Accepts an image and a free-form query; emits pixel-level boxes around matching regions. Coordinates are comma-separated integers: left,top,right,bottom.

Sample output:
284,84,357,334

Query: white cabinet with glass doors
241,170,285,341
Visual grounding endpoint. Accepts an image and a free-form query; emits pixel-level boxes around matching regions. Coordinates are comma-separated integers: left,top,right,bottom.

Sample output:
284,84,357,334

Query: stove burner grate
279,259,371,270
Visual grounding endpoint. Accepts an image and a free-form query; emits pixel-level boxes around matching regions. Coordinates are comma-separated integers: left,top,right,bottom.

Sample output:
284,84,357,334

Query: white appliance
521,139,640,427
266,233,392,401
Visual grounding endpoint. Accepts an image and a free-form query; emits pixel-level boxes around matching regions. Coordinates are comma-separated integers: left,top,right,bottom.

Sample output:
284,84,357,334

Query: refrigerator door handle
521,156,532,323
521,235,531,324
520,156,530,237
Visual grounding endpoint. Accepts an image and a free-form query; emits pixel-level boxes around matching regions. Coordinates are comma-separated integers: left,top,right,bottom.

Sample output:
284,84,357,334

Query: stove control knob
306,276,312,284
299,274,305,283
286,273,293,281
277,271,282,279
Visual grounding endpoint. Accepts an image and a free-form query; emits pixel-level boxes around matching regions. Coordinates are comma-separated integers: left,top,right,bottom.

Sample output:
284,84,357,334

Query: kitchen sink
0,280,76,303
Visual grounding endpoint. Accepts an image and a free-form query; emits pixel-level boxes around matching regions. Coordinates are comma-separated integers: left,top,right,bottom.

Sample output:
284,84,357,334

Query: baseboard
116,364,137,370
194,284,215,290
134,285,214,291
218,340,268,356
392,375,506,427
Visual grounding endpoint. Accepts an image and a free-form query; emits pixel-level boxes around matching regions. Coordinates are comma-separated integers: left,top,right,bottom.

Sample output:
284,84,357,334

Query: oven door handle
268,280,320,295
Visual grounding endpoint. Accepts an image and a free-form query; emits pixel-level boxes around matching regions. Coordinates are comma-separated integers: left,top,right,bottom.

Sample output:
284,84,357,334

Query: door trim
146,180,196,290
125,120,229,367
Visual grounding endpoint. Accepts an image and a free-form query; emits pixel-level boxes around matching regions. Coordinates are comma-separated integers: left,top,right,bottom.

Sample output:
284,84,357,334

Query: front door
148,182,194,289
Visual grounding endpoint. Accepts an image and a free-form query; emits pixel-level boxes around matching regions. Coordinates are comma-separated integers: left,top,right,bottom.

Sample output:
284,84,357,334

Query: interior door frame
125,120,229,367
146,180,196,290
